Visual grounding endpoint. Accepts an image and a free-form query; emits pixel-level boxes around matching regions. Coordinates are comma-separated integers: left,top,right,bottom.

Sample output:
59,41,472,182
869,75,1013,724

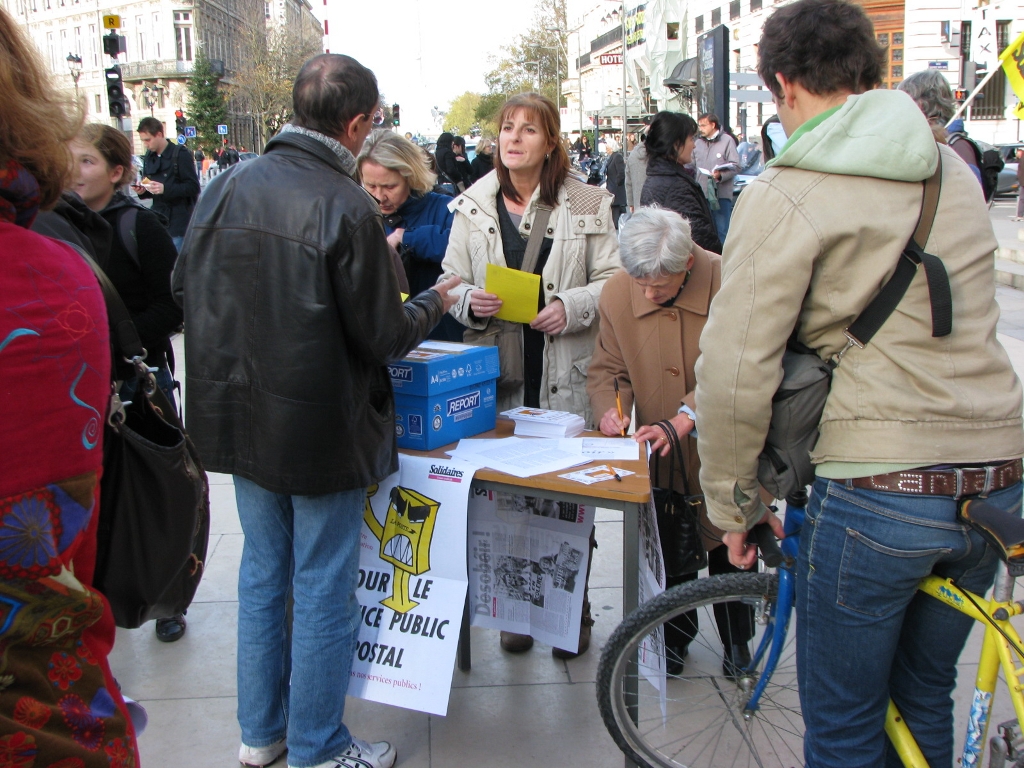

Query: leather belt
847,459,1023,498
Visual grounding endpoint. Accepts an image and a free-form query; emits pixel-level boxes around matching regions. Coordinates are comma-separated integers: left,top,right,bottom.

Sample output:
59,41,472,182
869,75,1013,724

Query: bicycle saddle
959,498,1024,577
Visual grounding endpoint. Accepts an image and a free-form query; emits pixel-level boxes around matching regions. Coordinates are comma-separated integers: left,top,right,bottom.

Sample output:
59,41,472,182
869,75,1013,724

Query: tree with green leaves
186,50,227,154
443,92,482,136
481,0,568,119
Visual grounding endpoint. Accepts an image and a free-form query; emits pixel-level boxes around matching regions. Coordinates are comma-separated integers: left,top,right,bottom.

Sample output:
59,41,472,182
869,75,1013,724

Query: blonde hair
79,123,136,189
0,7,84,209
357,130,437,196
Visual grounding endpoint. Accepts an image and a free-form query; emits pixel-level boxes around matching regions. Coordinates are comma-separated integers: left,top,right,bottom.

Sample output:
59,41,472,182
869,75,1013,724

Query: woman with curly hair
0,7,139,764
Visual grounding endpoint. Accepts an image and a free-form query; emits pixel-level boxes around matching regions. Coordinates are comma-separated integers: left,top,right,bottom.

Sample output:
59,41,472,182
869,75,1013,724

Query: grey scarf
279,123,357,177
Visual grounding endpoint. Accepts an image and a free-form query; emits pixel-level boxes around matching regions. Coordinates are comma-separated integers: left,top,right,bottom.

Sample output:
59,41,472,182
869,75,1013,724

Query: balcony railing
120,59,194,79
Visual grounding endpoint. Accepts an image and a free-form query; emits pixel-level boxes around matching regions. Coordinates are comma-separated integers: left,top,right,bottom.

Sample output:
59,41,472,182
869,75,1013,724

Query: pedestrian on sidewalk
172,53,460,768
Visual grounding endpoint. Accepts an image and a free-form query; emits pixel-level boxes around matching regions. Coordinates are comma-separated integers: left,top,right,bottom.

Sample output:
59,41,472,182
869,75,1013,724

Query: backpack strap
839,154,951,363
117,206,140,270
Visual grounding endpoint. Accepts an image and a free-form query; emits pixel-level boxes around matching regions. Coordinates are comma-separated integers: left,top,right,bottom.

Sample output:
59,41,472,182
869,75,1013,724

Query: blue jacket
386,191,463,341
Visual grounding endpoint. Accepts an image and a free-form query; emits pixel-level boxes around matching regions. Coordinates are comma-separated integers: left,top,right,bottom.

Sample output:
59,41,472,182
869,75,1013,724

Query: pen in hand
614,377,625,437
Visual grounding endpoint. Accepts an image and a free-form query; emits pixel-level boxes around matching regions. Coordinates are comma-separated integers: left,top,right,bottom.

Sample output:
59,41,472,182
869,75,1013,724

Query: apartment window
711,7,721,26
136,15,145,60
695,14,703,33
60,28,67,60
265,2,270,17
174,11,193,62
153,13,161,58
89,23,97,66
751,0,762,11
734,48,741,70
95,94,101,112
29,0,36,12
730,0,740,19
46,31,56,71
44,0,51,9
74,26,81,60
666,21,679,40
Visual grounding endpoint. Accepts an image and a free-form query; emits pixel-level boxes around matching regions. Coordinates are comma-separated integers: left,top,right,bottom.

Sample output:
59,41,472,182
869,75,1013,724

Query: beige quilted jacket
440,171,620,424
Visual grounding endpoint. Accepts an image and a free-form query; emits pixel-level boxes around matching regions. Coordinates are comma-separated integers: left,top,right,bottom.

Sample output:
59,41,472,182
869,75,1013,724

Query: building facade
2,0,321,152
565,0,1024,146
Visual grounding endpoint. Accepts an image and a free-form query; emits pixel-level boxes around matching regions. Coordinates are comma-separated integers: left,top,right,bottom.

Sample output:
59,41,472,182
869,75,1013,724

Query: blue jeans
171,235,184,252
713,196,733,243
796,478,1022,768
234,477,365,768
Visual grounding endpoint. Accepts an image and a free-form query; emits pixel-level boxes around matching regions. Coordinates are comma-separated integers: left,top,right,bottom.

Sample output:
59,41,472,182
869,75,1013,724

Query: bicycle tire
597,572,803,768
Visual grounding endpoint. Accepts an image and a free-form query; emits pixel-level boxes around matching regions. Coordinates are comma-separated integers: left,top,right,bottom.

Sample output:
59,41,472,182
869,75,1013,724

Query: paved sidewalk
109,284,1024,768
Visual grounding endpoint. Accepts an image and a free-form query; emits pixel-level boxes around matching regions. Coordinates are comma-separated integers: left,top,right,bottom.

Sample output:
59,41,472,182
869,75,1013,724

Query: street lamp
544,27,569,118
66,52,82,99
521,60,540,92
140,83,157,116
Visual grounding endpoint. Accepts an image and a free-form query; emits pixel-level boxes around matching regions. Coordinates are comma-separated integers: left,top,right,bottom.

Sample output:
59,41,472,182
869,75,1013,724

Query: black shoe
155,614,187,643
665,643,689,677
723,643,751,679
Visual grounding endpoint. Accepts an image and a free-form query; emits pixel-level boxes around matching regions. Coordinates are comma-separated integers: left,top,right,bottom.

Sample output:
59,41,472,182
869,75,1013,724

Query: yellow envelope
485,263,541,324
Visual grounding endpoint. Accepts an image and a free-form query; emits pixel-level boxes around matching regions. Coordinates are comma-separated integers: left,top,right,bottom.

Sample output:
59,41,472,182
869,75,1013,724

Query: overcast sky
314,0,558,135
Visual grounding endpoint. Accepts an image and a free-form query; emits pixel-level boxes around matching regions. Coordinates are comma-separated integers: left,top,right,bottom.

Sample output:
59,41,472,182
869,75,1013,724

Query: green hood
771,89,938,182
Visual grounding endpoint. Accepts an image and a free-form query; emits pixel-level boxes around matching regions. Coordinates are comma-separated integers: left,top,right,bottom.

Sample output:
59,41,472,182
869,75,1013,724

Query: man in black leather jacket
172,53,458,768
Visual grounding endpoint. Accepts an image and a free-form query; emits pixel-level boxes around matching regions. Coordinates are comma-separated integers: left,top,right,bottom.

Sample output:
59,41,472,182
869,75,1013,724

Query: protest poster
347,455,472,716
466,489,595,653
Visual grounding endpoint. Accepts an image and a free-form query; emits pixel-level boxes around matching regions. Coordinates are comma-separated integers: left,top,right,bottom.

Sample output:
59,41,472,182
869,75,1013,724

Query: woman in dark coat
435,132,464,191
640,111,722,253
470,138,494,182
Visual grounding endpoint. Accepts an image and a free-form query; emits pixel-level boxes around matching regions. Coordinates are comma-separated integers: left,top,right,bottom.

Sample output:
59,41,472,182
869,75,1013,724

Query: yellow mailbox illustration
363,484,440,613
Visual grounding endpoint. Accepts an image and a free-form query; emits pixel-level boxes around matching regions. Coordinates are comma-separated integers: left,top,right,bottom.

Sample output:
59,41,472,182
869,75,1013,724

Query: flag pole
947,65,1002,125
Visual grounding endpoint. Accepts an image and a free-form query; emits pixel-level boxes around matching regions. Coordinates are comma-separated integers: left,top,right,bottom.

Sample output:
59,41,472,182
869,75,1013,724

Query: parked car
732,141,765,199
996,143,1023,197
238,151,259,162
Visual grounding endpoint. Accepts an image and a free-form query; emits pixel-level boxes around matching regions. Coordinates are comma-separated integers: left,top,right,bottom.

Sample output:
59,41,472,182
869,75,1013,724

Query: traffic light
175,110,186,136
953,87,969,101
392,103,400,127
963,61,978,92
105,66,127,117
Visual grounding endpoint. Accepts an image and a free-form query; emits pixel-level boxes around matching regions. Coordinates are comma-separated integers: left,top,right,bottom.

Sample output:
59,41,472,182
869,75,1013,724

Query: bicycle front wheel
597,572,803,768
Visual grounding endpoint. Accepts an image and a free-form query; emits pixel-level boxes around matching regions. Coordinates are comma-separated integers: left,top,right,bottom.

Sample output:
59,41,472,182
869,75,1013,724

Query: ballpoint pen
614,377,625,437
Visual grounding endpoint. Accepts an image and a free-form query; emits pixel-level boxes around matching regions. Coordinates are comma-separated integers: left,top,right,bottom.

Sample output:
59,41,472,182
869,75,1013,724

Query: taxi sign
102,14,121,29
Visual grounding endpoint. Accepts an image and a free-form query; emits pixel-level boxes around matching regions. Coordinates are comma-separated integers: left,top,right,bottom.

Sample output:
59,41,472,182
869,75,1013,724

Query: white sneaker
240,738,287,767
292,737,396,768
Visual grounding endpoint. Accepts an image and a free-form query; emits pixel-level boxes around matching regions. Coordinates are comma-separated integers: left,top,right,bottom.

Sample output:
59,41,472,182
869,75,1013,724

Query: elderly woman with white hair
587,205,753,677
358,129,464,340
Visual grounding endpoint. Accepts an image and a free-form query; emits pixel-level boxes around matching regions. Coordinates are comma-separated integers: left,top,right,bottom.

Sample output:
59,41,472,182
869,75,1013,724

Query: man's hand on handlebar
723,507,785,570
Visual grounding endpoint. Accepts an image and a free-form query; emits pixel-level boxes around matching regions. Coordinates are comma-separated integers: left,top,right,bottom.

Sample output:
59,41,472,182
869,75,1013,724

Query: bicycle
597,489,1024,768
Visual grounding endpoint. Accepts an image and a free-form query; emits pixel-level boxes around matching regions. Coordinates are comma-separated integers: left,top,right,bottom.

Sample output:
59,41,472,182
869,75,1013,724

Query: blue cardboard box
389,341,499,450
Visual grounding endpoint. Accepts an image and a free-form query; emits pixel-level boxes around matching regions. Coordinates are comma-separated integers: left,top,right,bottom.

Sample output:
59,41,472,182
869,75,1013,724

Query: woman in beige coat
441,93,619,659
587,206,752,678
440,93,620,426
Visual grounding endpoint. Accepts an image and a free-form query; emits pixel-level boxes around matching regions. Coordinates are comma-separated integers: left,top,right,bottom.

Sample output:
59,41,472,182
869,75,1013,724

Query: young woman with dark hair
640,111,722,253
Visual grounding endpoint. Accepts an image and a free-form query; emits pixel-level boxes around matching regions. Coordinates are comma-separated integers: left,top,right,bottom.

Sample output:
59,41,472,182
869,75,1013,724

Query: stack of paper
446,437,590,478
502,406,586,438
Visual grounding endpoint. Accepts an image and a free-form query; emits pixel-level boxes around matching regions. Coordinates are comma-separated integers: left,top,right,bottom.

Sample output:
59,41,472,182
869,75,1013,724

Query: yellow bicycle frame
884,575,1024,767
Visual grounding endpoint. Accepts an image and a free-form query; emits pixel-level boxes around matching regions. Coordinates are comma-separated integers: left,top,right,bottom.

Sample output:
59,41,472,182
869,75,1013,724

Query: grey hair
618,206,694,279
357,130,437,195
898,70,956,127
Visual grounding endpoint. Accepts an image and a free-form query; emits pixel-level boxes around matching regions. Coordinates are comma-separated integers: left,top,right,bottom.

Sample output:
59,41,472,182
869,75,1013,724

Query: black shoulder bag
652,418,708,577
758,156,951,500
80,252,211,628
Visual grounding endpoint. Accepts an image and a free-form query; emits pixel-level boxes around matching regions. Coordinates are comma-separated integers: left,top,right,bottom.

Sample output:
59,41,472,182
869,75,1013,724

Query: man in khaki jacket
694,1,1024,765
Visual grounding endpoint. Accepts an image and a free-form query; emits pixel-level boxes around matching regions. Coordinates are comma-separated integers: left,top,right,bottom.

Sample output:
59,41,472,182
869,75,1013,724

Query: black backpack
949,132,1003,202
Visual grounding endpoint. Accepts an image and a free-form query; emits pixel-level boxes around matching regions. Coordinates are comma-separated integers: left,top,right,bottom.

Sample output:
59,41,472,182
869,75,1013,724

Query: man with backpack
694,0,1023,764
134,116,201,251
947,117,1004,203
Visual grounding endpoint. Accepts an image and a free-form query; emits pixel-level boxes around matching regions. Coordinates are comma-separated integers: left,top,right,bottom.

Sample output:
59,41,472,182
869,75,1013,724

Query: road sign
185,126,197,138
177,134,186,145
217,124,228,135
102,14,121,28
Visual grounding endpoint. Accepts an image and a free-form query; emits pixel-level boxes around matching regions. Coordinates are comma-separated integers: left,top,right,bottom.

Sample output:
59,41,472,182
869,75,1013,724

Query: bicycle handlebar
750,522,784,568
